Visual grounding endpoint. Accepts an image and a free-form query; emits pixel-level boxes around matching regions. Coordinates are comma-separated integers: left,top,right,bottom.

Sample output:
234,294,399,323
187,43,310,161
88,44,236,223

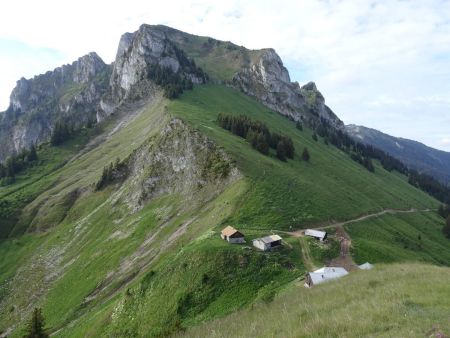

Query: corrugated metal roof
260,234,282,244
308,266,348,285
305,229,327,239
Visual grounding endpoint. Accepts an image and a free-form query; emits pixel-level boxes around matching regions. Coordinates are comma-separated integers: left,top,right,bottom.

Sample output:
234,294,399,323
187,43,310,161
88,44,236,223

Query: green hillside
347,211,450,265
170,84,438,230
179,263,450,338
158,25,266,82
0,84,448,337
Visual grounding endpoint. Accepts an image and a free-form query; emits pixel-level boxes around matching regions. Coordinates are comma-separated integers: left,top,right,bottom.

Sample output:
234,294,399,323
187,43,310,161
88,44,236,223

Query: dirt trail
328,225,358,271
298,237,316,271
285,208,434,271
288,208,434,237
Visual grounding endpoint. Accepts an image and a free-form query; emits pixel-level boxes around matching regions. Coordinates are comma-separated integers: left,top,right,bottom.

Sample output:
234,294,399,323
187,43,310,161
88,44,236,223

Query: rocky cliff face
113,118,239,213
0,24,344,162
233,49,343,128
103,24,207,111
0,52,111,161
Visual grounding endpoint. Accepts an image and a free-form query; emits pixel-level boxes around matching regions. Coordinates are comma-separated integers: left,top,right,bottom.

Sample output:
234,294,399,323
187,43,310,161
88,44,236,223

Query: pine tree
27,144,38,162
246,129,258,149
24,308,48,338
5,156,16,178
255,132,269,155
51,121,70,146
302,147,310,161
276,141,287,161
296,121,303,131
312,133,318,142
284,137,295,159
0,163,5,178
438,205,445,218
443,216,450,239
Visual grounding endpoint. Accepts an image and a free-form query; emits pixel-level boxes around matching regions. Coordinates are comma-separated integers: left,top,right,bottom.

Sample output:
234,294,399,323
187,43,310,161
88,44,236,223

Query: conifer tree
255,132,269,155
276,141,287,161
27,144,38,162
443,216,450,239
24,308,48,338
302,147,310,161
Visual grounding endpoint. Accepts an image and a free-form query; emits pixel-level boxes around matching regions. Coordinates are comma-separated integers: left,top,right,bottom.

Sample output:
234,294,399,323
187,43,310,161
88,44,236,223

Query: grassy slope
179,263,450,338
346,211,450,266
0,129,98,238
161,25,264,82
0,84,447,337
170,85,438,230
0,96,174,335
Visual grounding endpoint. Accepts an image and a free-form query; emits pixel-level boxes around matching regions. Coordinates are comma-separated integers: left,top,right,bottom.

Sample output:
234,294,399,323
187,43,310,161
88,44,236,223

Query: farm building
252,235,282,251
304,267,348,288
305,229,327,241
358,262,374,270
220,226,245,243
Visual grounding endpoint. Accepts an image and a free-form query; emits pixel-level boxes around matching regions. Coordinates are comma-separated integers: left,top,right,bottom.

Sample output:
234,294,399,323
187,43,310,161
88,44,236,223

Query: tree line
147,46,208,99
217,113,306,162
309,117,450,204
0,144,38,184
409,171,450,204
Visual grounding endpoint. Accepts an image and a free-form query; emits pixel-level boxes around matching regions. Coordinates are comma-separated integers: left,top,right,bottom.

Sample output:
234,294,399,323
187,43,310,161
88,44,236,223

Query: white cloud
0,0,449,150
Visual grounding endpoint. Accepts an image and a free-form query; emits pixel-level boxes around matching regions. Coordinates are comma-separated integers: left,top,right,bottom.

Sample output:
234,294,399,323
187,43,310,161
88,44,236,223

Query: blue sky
0,0,449,151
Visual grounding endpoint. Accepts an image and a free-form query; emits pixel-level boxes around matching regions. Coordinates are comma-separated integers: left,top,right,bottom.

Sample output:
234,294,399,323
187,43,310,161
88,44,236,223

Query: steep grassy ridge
179,263,450,338
170,85,438,229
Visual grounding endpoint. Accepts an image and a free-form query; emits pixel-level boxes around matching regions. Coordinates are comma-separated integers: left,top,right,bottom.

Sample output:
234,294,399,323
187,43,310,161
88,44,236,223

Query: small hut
305,267,348,288
220,226,245,243
252,235,282,251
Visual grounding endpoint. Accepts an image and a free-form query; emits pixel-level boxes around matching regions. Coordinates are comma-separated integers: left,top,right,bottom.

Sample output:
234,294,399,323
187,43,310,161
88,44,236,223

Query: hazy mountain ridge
346,124,450,185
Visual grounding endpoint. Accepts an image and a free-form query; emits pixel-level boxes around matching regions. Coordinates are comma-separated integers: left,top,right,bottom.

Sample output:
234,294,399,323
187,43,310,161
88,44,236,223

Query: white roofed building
253,235,282,251
305,267,348,287
305,229,327,241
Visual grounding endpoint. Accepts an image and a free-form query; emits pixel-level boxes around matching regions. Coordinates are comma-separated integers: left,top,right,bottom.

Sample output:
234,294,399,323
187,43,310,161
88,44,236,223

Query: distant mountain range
346,124,450,185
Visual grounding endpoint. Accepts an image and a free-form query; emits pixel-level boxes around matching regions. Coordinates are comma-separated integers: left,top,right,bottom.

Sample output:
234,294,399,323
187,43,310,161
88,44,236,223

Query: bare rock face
106,24,207,108
107,118,239,212
0,24,345,163
233,49,343,128
0,53,111,161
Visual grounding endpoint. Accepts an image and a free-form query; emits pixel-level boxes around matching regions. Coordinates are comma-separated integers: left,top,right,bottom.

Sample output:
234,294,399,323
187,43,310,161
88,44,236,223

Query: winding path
283,208,435,271
288,208,434,237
